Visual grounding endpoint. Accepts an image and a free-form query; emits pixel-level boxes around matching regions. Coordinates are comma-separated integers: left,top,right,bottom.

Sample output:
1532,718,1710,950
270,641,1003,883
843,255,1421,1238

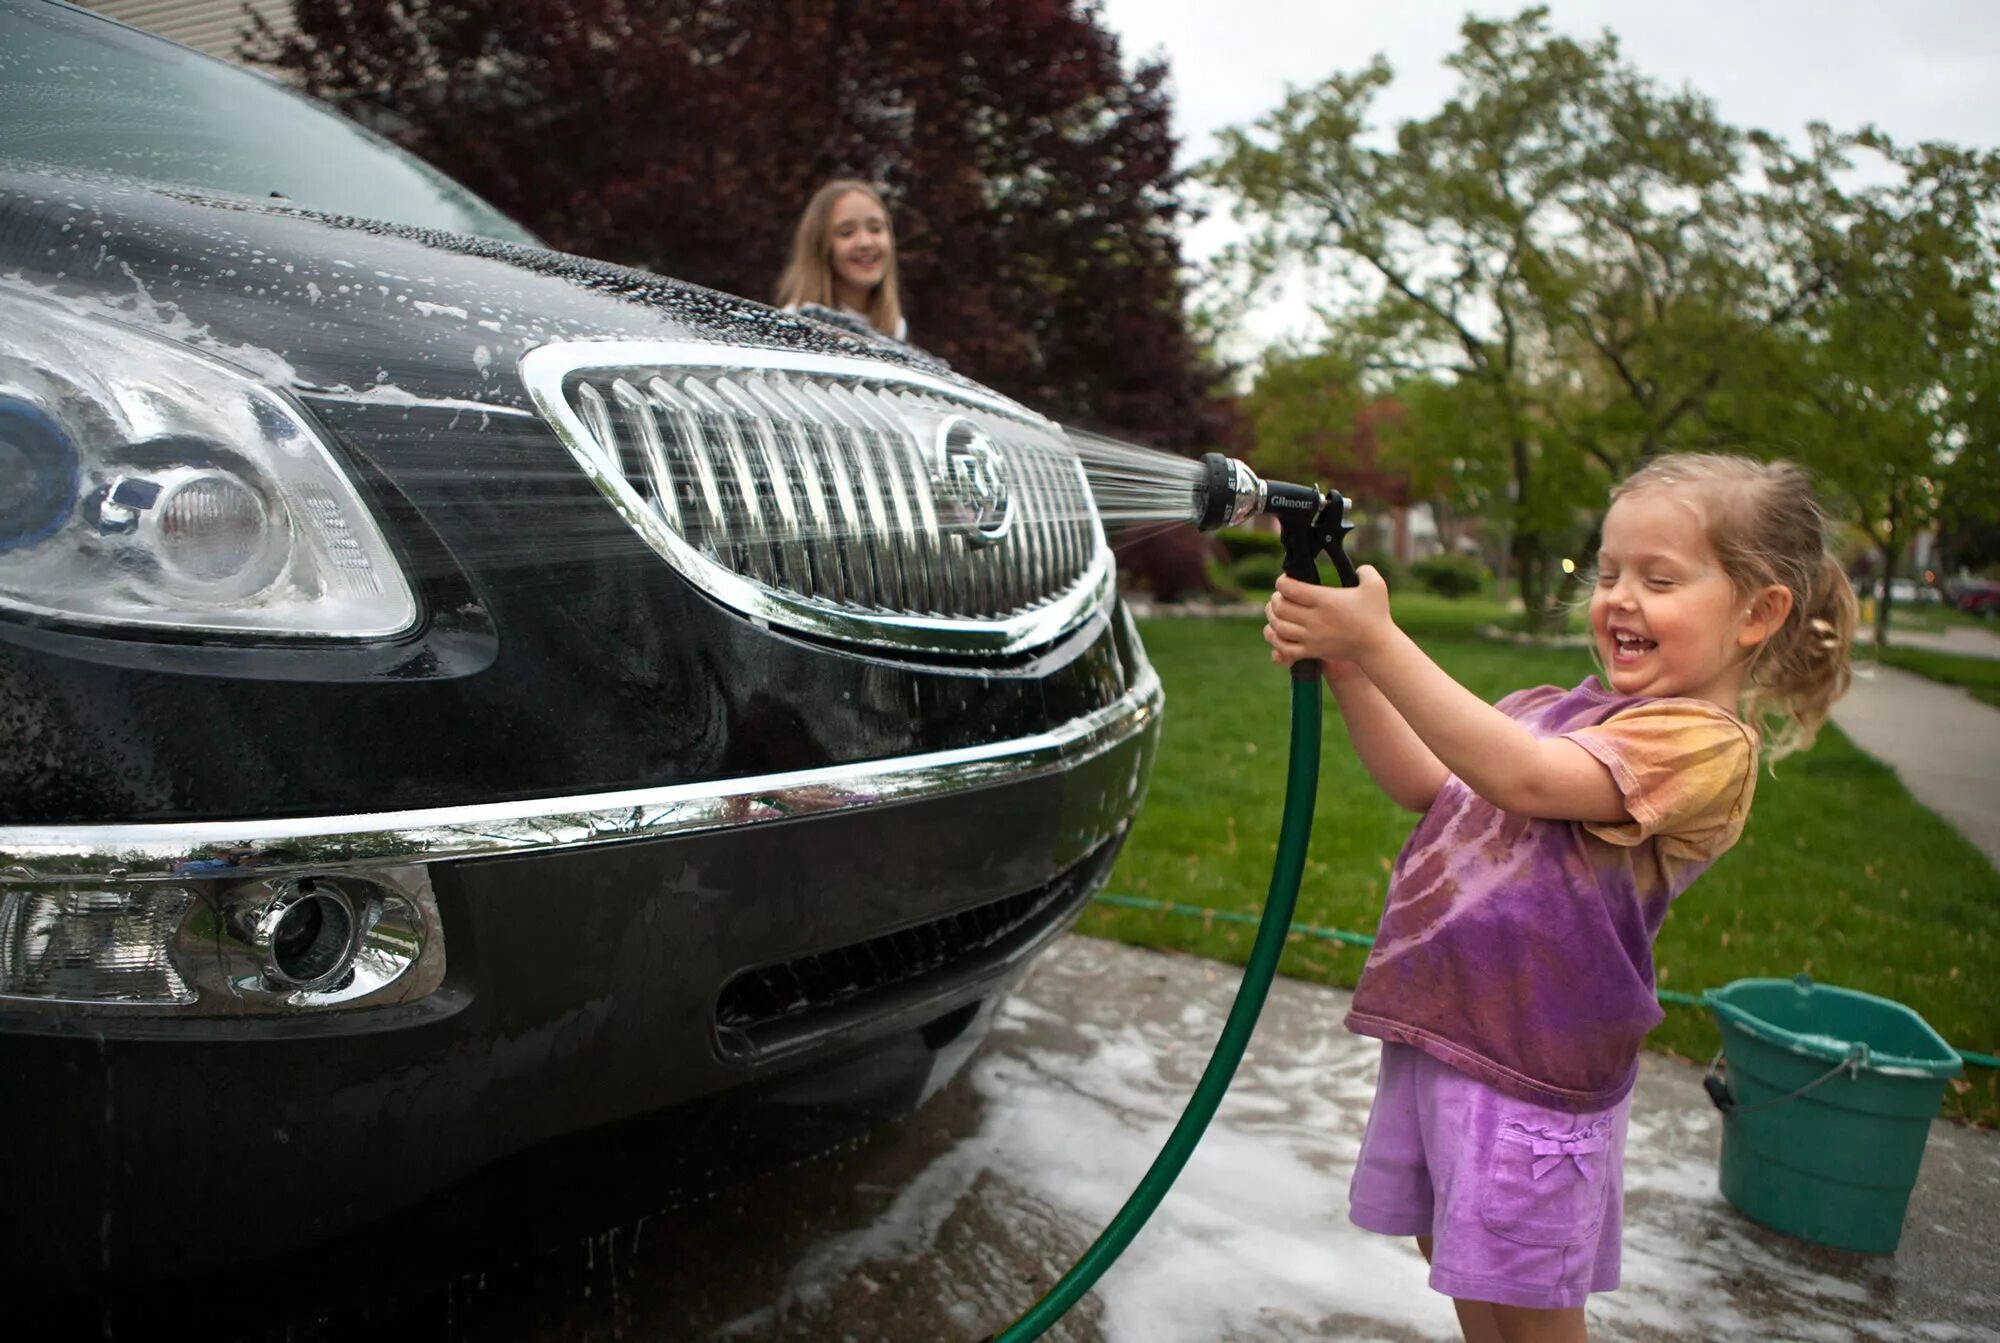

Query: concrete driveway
481,935,1998,1342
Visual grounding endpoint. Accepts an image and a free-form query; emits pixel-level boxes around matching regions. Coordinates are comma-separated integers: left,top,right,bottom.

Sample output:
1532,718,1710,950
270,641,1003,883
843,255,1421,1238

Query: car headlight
0,287,416,638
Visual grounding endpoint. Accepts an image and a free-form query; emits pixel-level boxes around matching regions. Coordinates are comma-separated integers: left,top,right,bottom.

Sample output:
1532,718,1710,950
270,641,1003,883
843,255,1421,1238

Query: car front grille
712,835,1121,1061
521,341,1112,656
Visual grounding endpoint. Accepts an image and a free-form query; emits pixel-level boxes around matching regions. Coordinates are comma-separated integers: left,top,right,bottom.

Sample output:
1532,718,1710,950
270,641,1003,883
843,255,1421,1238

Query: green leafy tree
1937,339,2000,575
1242,348,1519,577
1239,343,1372,488
1725,130,2000,644
1378,372,1529,572
1200,7,1834,628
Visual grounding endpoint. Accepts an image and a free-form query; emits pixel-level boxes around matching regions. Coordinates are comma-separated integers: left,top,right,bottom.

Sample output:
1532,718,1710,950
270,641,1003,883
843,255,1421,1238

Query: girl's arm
1266,572,1631,824
1315,658,1449,812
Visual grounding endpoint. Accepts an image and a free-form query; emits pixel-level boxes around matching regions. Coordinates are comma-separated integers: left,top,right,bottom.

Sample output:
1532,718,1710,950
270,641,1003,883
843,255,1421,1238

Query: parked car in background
1946,578,2000,617
1884,577,1943,605
0,0,1159,1297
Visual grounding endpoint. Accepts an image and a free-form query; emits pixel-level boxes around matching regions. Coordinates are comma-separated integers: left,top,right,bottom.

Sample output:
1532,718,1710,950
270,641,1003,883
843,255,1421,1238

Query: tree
1239,343,1375,488
1200,8,1831,628
249,0,1232,452
1375,372,1528,573
1937,341,2000,575
1723,130,2000,644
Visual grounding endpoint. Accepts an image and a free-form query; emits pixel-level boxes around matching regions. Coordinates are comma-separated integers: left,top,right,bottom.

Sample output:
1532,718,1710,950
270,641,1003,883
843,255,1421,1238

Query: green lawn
1875,646,2000,709
1082,599,2000,1124
1884,602,1992,635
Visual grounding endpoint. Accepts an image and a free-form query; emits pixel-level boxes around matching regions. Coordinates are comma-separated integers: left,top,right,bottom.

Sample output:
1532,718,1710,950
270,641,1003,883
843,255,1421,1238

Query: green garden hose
982,460,1351,1340
988,674,1324,1342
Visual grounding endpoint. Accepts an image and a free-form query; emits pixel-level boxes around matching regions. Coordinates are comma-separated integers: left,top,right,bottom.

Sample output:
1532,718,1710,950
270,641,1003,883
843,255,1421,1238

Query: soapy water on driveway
433,934,1993,1342
698,936,1998,1342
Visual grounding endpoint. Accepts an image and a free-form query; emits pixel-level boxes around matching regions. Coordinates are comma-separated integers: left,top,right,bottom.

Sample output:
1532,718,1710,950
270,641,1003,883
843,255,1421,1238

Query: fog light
256,882,357,991
0,887,196,1005
206,874,436,1008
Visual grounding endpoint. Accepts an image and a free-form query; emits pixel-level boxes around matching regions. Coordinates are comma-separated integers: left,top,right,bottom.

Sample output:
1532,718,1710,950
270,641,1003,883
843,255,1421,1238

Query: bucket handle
1703,1042,1868,1116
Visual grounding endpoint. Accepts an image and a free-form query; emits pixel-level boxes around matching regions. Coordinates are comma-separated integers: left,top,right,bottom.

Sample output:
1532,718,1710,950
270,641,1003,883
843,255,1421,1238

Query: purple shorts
1347,1042,1629,1311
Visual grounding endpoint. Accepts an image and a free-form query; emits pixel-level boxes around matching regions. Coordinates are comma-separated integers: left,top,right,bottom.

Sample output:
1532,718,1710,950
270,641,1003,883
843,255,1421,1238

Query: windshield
0,1,539,245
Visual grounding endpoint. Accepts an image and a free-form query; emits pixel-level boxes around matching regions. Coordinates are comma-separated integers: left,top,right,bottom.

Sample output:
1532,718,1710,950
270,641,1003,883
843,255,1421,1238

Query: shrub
1216,526,1285,562
1351,549,1410,592
1118,527,1224,602
1411,552,1491,599
1207,558,1246,602
1232,553,1285,592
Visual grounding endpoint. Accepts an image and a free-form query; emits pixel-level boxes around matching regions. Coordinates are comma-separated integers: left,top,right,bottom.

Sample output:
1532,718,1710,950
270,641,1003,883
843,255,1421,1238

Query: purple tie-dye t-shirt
1345,677,1758,1112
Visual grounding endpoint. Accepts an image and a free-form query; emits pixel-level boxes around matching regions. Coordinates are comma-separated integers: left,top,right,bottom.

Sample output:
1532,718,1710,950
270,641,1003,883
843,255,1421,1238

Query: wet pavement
350,936,1999,1343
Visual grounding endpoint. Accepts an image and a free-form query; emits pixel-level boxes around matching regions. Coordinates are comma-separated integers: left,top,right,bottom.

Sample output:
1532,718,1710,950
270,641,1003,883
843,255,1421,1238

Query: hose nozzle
1194,452,1358,591
1195,452,1359,683
1195,453,1267,531
1195,453,1332,533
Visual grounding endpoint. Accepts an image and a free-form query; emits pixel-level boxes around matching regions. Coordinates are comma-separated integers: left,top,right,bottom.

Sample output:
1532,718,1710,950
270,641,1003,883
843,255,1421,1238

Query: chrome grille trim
0,665,1161,885
521,341,1112,654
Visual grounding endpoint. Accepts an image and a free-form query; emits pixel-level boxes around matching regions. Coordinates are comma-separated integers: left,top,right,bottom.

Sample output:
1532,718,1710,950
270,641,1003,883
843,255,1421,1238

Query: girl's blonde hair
774,179,904,339
1610,453,1856,760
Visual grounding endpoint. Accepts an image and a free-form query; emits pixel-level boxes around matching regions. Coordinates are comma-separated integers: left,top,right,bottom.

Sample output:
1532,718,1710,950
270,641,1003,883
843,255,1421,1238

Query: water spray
985,444,1356,1342
1064,431,1360,603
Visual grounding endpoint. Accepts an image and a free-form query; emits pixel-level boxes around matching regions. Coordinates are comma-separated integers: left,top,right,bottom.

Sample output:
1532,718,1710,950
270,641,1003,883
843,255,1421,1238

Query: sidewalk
1830,664,2000,869
1859,621,2000,660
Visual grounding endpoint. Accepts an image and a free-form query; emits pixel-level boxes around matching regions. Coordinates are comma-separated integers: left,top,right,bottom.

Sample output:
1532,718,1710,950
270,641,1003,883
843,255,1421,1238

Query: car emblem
933,416,1013,546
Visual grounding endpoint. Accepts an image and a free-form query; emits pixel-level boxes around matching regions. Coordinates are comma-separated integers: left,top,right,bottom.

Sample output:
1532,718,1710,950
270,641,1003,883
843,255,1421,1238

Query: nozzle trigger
1276,489,1358,590
1323,491,1359,589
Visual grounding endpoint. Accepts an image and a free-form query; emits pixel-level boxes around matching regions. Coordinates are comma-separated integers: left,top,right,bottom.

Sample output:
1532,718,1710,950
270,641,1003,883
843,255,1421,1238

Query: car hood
0,161,959,409
0,161,1152,827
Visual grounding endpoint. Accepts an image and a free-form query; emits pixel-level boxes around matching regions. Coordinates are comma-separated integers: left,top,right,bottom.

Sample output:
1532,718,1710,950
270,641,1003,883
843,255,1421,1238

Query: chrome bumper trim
0,669,1161,885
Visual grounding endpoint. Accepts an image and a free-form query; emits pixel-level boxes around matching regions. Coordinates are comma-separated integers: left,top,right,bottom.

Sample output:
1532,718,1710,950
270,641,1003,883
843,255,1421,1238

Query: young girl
1263,453,1855,1343
775,179,909,342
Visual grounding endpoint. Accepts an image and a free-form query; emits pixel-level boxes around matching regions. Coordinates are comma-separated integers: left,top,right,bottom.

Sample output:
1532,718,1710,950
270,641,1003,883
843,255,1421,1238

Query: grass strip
1089,891,2000,1071
1875,646,2000,709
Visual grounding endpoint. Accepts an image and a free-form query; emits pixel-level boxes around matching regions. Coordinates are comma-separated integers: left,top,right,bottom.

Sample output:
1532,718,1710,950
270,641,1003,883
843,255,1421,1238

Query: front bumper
0,670,1161,1291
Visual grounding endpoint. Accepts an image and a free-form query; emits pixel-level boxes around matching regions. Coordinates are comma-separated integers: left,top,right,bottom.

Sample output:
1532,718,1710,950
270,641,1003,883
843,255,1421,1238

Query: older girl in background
775,179,907,342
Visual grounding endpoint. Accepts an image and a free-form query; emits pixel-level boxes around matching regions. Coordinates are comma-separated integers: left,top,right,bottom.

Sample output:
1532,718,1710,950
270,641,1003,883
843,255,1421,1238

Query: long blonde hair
774,180,904,339
1610,453,1857,761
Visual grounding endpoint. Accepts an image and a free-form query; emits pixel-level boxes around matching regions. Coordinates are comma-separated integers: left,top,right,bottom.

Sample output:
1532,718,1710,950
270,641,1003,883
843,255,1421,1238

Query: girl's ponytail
1742,547,1857,760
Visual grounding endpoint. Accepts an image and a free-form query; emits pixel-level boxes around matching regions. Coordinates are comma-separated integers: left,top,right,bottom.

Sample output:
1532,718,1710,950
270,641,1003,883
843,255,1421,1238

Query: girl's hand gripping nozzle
1195,453,1359,681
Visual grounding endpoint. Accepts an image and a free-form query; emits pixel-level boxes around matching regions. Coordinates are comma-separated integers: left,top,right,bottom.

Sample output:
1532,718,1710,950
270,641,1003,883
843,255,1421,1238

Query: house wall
87,0,296,62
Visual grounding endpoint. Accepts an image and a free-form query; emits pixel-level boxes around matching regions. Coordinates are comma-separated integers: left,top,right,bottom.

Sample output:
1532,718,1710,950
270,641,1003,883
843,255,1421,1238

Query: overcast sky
1095,0,2000,354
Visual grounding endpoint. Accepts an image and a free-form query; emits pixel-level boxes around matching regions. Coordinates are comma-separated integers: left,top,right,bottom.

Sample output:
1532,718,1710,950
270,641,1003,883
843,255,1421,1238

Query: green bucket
1703,975,1963,1254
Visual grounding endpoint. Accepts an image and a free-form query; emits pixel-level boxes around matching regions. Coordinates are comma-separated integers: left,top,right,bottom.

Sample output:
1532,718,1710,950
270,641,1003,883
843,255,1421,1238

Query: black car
0,0,1159,1295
